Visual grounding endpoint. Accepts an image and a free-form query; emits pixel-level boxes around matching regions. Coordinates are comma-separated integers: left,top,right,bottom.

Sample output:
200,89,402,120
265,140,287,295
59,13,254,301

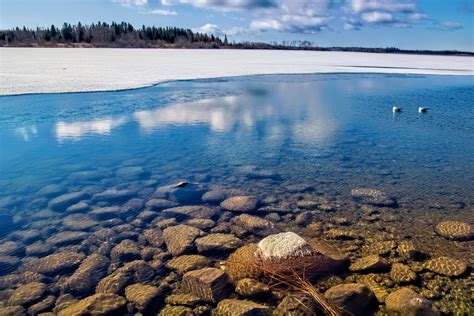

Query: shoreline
1,48,473,96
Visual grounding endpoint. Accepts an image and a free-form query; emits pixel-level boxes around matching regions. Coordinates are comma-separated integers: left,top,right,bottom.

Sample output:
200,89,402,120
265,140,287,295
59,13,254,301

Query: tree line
0,21,225,48
1,21,472,56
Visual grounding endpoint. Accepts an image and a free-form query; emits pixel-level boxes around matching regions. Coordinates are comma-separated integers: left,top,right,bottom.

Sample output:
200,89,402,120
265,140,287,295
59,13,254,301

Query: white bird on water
418,107,428,113
392,106,402,113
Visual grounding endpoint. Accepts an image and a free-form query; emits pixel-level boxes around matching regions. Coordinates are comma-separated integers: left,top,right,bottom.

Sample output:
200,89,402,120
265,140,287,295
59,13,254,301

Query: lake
0,73,473,314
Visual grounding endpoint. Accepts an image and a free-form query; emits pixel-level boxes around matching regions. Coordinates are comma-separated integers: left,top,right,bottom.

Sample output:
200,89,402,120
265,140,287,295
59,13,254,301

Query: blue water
1,74,473,208
0,73,473,313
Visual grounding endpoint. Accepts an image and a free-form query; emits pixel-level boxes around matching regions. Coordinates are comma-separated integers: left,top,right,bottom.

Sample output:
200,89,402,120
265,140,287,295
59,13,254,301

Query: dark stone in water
324,283,375,316
161,205,218,220
37,184,66,198
89,206,121,220
201,188,244,204
48,191,90,211
65,201,90,213
153,183,206,204
145,198,178,210
91,189,136,203
110,240,141,262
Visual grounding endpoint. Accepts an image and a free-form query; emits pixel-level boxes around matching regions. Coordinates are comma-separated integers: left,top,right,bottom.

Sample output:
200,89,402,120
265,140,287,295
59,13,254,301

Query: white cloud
148,9,178,15
347,0,416,14
343,17,362,30
112,0,148,7
408,12,429,21
362,11,394,23
438,21,463,31
165,0,276,11
192,23,224,36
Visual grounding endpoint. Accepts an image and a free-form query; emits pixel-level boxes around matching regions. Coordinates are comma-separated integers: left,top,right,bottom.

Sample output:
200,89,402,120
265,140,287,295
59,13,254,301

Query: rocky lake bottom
0,74,473,315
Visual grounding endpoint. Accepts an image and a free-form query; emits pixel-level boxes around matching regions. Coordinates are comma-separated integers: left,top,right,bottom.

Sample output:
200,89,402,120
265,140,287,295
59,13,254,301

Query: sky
1,0,473,51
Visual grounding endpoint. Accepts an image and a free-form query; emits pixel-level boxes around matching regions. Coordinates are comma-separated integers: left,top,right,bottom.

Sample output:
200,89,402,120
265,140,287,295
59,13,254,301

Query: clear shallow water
1,74,473,207
0,74,473,314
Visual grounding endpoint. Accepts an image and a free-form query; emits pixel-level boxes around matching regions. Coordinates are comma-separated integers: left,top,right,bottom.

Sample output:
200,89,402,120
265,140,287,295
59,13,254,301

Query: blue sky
1,0,473,51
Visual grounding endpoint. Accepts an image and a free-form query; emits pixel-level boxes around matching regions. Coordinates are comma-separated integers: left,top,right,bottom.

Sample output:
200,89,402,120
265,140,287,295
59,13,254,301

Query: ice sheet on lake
1,48,473,96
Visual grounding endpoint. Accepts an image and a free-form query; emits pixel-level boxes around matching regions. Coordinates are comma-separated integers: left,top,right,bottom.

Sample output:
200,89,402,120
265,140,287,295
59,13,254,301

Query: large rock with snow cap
227,232,348,282
257,232,314,259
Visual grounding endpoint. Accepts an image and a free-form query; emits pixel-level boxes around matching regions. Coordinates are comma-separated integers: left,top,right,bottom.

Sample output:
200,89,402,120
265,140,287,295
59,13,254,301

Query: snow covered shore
1,48,472,96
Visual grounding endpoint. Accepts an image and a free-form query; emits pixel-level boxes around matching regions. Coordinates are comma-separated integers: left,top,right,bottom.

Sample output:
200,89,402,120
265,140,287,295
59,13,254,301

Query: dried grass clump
226,252,342,316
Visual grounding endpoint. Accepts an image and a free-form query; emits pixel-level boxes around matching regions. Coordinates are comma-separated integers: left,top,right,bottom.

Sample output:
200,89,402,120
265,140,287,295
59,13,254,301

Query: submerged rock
202,188,243,204
161,205,218,220
227,232,348,282
226,244,262,282
37,184,66,198
0,255,21,275
166,255,211,274
159,305,193,315
324,283,374,316
116,166,147,180
195,234,242,254
385,288,439,316
96,260,154,294
214,299,270,316
235,278,270,297
145,198,178,210
154,182,206,204
0,241,25,257
230,214,272,231
163,225,204,256
390,263,417,284
8,282,47,306
21,252,85,276
358,274,389,303
110,240,141,262
48,191,89,211
181,267,229,302
351,188,395,206
61,253,109,295
274,294,318,315
46,231,88,247
423,257,467,277
92,189,135,203
0,306,26,316
397,240,425,261
62,214,98,230
435,220,473,241
349,255,390,273
220,196,259,212
57,293,127,316
165,294,202,307
361,240,396,256
187,218,216,230
125,283,163,311
27,295,55,315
